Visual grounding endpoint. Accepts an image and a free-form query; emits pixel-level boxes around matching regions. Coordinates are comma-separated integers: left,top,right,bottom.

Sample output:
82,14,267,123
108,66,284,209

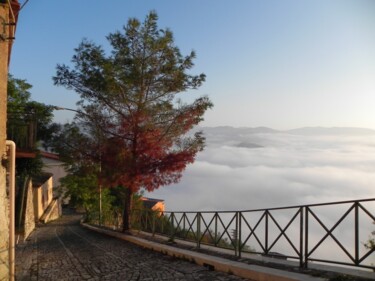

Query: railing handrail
94,198,375,272
155,198,375,214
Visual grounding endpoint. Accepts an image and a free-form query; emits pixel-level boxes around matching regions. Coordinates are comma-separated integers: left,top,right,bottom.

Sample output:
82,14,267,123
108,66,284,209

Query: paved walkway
16,211,250,281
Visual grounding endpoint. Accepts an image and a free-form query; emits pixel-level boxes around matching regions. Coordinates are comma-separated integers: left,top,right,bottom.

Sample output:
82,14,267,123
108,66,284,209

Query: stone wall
23,180,35,241
0,169,9,281
44,199,62,223
33,176,53,221
0,3,10,280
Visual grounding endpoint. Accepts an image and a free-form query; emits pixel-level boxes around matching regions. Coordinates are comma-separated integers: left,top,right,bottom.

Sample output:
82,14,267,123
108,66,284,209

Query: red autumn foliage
100,115,200,194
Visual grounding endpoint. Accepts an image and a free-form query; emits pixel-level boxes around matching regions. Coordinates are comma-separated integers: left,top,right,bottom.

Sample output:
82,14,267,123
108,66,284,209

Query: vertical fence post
299,207,304,268
183,213,186,238
234,212,238,256
265,210,269,255
197,212,201,249
238,211,242,258
304,207,309,268
214,212,218,247
145,210,148,231
171,212,175,239
152,211,156,236
354,202,359,266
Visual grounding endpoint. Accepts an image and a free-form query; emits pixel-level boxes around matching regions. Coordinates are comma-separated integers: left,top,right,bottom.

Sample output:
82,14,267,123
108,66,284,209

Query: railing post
197,212,201,249
161,213,164,234
183,213,186,237
214,212,218,247
145,210,148,231
171,212,175,239
152,211,156,236
238,211,242,258
233,212,238,256
265,210,269,255
299,207,304,268
304,207,309,268
354,202,359,266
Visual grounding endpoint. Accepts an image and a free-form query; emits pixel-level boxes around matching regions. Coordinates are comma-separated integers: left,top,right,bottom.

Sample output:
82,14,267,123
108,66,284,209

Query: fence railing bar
307,205,355,263
216,213,237,247
358,247,375,264
265,210,269,254
241,211,267,252
355,203,359,265
267,210,301,256
185,214,198,241
299,207,304,268
358,203,375,222
174,214,185,235
182,214,196,240
238,211,242,257
99,198,375,271
199,215,216,244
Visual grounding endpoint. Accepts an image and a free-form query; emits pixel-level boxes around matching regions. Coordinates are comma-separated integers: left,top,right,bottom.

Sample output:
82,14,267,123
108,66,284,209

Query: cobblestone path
16,211,250,281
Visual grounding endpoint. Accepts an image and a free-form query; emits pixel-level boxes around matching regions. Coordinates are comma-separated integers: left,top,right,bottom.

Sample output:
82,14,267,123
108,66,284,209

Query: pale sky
9,0,375,130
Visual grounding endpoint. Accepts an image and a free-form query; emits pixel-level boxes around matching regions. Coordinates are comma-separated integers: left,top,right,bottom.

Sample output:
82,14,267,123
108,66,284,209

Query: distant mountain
197,126,375,136
199,126,279,135
287,127,375,136
236,142,263,148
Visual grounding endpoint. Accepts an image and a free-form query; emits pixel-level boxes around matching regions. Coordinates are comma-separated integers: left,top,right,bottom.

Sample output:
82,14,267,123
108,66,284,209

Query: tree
53,11,213,232
364,222,375,251
60,164,114,219
7,75,56,177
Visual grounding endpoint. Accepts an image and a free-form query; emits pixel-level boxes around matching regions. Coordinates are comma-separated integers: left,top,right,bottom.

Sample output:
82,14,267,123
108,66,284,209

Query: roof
4,0,20,65
141,197,164,203
140,197,164,209
15,148,36,158
40,151,60,160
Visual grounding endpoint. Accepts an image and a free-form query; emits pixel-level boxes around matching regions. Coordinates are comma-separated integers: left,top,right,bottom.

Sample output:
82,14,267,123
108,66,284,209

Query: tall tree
53,11,213,231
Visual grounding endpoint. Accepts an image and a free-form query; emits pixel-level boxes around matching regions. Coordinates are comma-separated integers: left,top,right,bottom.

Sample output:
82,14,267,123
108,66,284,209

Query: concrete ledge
82,223,326,281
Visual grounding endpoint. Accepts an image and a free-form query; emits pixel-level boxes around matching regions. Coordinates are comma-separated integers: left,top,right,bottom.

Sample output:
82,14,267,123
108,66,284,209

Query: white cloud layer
146,128,375,211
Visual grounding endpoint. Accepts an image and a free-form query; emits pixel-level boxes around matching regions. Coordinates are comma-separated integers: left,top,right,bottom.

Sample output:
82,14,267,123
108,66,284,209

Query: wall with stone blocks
0,3,10,280
23,180,35,241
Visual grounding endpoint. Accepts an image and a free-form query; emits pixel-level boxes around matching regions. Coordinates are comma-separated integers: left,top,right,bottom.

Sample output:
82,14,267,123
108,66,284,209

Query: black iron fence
130,198,375,270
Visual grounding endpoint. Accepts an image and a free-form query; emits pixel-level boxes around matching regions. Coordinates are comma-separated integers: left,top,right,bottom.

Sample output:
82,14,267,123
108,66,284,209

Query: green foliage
49,122,100,166
60,164,115,219
7,75,57,176
364,222,375,251
61,169,98,212
7,75,55,147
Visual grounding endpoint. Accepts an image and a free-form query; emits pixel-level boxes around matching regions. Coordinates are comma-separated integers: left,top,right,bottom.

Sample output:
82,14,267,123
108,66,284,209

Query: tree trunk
122,188,133,232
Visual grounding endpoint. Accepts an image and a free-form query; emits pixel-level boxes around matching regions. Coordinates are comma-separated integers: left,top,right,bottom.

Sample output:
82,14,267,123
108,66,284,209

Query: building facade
0,1,19,280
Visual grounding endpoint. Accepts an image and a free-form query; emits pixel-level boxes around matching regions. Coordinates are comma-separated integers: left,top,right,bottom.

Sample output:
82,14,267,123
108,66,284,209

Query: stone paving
16,211,250,281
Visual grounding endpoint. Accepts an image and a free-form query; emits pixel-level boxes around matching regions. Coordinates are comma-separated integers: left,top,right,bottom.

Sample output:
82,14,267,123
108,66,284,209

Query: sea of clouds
146,127,375,212
145,127,375,266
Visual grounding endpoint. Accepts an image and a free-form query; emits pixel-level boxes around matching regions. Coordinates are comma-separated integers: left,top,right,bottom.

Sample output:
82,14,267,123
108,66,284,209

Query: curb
81,223,327,281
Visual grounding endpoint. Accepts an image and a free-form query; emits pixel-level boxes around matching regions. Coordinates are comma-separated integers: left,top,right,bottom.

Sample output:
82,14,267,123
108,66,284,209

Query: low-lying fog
146,126,375,211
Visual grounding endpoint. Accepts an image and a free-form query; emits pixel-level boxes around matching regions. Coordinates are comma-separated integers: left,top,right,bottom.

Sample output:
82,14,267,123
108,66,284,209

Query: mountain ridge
198,126,375,136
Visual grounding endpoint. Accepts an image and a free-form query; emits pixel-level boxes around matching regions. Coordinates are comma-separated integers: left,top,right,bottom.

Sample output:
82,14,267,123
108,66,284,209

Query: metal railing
130,198,375,270
7,113,37,151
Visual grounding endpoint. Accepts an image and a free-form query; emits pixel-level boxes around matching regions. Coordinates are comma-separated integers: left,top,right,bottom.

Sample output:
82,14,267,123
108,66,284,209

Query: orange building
140,197,165,214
